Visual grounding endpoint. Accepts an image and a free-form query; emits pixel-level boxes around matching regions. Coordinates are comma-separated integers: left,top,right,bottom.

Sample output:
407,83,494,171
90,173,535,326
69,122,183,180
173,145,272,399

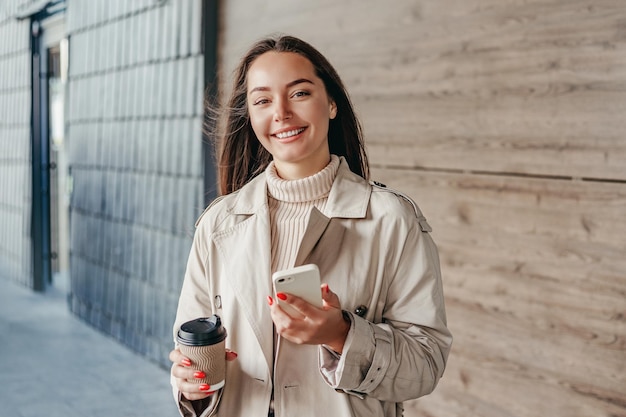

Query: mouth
272,127,306,140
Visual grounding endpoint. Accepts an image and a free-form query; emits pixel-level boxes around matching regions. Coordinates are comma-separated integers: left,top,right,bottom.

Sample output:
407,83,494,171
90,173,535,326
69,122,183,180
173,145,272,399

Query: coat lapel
294,207,330,266
212,175,275,372
295,160,372,266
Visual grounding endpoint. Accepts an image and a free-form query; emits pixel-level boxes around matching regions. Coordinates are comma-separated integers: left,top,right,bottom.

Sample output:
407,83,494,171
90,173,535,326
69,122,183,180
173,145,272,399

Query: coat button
214,295,222,309
354,305,368,317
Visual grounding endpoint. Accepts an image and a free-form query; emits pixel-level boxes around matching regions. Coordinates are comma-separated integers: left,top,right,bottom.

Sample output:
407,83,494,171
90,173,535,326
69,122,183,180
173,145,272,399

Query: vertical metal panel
30,22,50,292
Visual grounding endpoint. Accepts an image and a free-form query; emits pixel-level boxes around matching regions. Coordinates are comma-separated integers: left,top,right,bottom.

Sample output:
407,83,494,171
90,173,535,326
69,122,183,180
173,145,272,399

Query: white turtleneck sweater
265,155,340,274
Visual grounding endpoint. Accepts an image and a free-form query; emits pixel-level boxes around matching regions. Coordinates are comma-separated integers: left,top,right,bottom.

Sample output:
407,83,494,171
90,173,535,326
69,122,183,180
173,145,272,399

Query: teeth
275,128,304,139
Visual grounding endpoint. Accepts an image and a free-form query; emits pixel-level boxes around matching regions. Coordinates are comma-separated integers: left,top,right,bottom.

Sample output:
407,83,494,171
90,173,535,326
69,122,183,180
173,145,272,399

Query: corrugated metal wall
0,1,33,288
65,0,205,366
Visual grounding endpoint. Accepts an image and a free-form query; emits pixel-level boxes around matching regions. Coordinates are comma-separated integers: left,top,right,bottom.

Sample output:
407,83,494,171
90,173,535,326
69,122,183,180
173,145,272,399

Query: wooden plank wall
218,1,626,416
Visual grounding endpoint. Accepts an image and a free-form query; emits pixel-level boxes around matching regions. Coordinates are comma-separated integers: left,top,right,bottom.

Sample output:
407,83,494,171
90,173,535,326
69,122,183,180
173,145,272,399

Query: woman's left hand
268,283,350,353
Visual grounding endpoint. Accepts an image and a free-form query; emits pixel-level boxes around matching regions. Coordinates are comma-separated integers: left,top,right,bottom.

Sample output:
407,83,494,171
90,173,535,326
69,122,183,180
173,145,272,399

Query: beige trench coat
173,158,452,417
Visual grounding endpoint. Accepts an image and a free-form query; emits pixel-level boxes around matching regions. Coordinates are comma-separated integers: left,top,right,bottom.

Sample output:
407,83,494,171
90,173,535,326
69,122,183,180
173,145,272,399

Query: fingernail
232,351,238,358
199,384,211,391
323,283,330,294
181,358,192,367
276,292,287,301
267,296,273,306
194,371,206,379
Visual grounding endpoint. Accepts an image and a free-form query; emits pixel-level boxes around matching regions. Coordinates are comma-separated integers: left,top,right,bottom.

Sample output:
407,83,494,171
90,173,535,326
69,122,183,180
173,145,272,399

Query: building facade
0,0,212,368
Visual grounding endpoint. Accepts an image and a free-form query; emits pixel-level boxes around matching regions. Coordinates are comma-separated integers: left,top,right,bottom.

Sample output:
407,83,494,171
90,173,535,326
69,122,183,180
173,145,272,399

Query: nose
273,97,292,121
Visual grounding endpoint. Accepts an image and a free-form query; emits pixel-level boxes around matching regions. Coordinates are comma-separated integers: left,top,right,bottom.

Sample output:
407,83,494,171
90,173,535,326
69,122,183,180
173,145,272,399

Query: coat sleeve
319,216,453,402
171,218,222,417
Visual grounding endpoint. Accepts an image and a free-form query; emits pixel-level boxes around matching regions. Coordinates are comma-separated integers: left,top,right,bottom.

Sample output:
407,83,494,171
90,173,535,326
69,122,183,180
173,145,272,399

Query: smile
274,128,305,139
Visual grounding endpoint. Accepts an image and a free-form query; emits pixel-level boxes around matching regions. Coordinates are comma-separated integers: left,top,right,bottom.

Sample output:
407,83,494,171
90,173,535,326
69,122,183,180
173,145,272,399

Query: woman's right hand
169,348,238,401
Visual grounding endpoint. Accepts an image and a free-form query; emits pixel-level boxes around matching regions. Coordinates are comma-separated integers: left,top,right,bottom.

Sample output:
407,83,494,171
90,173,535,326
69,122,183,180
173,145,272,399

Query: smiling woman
215,35,368,195
169,35,452,417
247,52,337,179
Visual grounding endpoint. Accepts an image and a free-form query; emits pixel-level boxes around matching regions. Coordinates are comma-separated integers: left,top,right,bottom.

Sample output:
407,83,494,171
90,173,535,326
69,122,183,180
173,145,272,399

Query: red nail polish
267,296,273,306
194,371,206,379
181,358,192,367
199,384,211,391
323,284,330,294
276,292,287,301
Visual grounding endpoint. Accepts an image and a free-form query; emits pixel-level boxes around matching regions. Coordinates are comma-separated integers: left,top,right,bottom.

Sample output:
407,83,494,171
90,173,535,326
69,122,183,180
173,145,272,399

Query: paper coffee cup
177,315,227,389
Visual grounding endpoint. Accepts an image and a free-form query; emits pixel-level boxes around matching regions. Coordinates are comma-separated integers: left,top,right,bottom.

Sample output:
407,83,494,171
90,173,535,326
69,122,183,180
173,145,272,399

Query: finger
171,362,202,380
169,348,192,367
267,295,280,316
178,379,214,401
225,349,238,361
169,348,182,362
173,365,215,401
181,391,212,401
321,284,341,309
277,293,318,317
268,294,299,320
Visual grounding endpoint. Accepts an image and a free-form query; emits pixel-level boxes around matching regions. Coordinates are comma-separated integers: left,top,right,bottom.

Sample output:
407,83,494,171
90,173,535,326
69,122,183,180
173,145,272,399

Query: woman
170,34,452,417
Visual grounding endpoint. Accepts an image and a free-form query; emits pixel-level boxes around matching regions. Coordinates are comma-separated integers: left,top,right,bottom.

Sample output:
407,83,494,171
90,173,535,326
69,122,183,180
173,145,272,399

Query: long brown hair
212,35,369,195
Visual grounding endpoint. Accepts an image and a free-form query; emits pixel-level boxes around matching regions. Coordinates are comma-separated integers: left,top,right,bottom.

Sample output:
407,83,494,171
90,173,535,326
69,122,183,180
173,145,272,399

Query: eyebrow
248,78,315,94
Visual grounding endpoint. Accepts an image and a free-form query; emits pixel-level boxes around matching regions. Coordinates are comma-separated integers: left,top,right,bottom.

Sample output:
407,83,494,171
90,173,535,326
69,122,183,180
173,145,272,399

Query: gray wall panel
0,4,33,288
66,0,206,367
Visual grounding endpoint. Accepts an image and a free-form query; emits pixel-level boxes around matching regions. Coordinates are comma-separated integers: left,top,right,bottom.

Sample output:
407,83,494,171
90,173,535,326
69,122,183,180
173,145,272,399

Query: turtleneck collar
265,155,340,203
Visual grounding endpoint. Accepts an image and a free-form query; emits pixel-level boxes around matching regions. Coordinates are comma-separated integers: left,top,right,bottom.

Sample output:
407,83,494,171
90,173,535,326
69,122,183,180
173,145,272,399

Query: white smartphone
272,264,322,318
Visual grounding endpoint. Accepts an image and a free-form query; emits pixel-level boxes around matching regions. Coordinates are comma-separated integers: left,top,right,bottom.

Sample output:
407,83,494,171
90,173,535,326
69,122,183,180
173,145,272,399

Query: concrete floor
0,279,179,417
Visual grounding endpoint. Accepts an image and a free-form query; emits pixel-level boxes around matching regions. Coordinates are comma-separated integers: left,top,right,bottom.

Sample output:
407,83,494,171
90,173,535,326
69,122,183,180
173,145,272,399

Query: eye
252,98,270,106
291,90,310,99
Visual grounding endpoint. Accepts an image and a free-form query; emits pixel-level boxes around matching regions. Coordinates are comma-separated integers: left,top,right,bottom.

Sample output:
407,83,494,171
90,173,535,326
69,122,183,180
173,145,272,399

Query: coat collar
229,156,371,219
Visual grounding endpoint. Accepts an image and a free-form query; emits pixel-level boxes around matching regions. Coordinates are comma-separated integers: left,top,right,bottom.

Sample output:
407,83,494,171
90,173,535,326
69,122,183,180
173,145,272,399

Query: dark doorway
28,4,68,292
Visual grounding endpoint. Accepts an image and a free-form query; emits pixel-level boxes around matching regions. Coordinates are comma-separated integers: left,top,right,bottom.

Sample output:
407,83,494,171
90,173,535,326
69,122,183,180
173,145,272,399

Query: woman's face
247,51,337,179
